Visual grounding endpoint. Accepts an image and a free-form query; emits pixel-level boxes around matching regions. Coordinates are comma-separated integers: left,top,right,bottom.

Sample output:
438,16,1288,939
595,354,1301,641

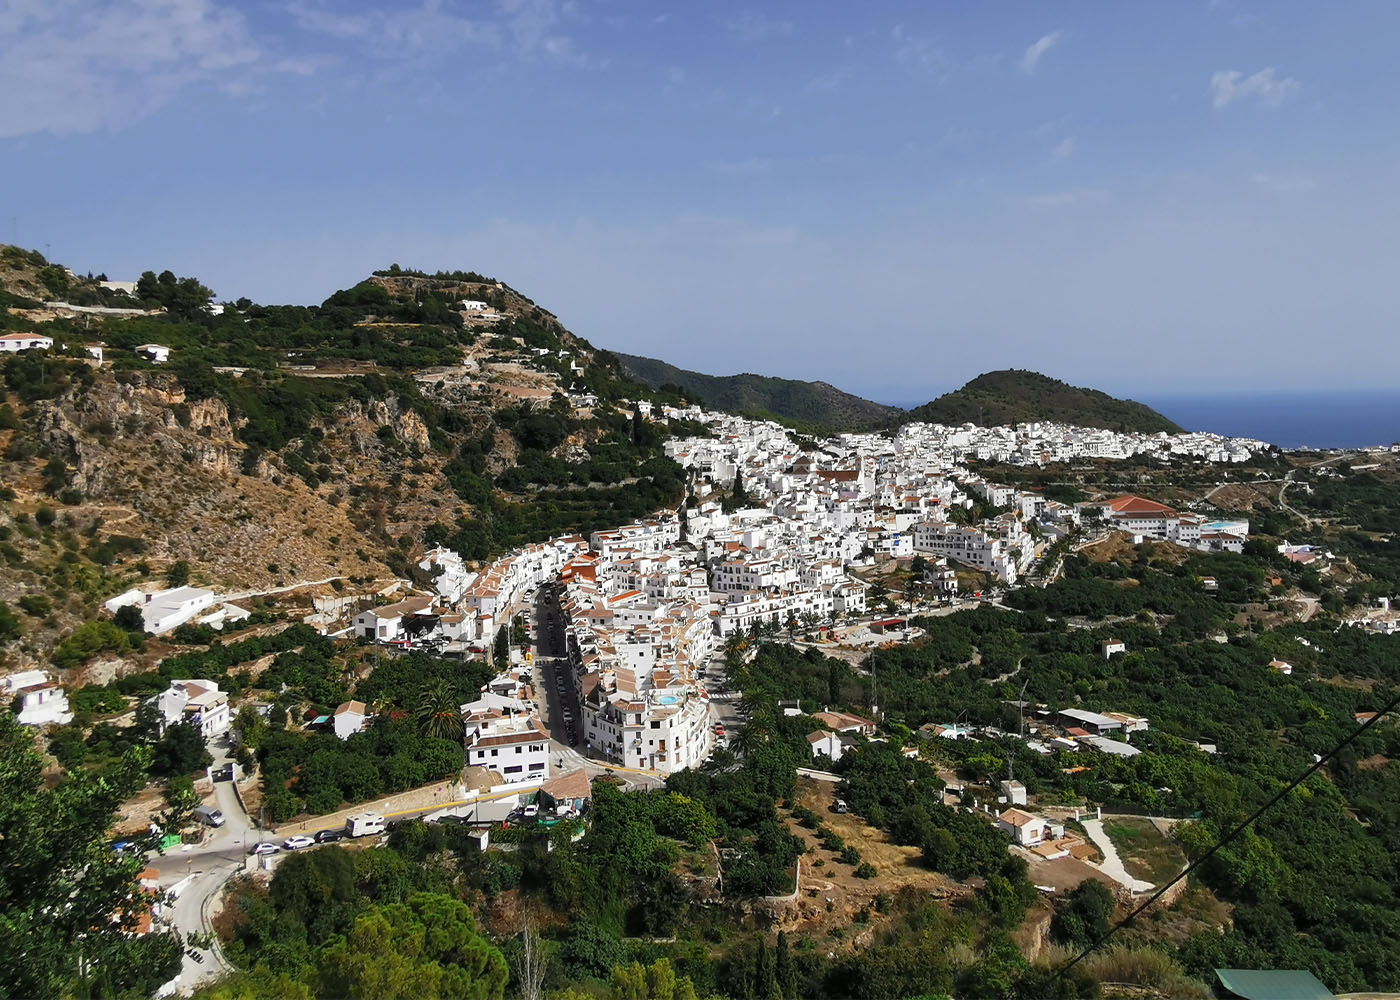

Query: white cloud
1251,172,1317,194
892,24,946,74
1051,137,1076,161
1211,67,1300,108
1020,30,1065,75
804,67,851,93
725,12,793,44
0,0,260,137
287,0,590,64
497,0,587,64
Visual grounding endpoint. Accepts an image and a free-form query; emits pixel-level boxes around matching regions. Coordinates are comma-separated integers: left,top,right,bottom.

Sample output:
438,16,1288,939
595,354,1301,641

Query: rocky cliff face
4,372,487,599
35,377,241,493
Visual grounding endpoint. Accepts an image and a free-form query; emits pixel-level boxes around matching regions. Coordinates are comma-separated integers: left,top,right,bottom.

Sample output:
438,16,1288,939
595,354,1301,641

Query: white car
282,835,315,850
523,804,539,818
248,842,281,856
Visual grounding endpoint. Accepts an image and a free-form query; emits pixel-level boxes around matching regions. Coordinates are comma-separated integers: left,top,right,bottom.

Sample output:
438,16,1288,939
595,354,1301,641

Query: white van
345,813,387,838
193,805,226,828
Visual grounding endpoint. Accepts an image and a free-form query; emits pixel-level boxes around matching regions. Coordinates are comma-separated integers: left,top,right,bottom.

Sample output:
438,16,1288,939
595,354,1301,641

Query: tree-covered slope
615,352,903,432
908,369,1182,433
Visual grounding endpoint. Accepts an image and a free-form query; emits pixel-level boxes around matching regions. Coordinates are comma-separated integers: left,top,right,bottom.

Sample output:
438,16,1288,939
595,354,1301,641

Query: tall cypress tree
775,930,797,999
754,936,775,1000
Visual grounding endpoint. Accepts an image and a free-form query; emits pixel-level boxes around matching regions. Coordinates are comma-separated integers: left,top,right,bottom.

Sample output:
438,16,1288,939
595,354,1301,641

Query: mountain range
618,353,1180,435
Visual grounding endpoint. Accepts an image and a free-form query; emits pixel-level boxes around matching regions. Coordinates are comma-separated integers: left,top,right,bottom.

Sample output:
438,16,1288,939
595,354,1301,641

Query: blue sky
3,1,1397,403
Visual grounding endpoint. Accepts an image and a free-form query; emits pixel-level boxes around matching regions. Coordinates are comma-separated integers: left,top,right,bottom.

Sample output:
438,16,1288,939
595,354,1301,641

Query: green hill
907,369,1182,434
615,352,902,432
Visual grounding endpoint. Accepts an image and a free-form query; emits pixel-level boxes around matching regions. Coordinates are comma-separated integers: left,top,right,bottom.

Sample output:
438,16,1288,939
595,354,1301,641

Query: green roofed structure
1215,969,1335,1000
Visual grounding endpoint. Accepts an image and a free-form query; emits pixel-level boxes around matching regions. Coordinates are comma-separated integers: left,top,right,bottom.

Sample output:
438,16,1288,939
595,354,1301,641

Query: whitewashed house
999,779,1027,806
996,808,1063,847
134,344,171,363
3,671,73,726
807,730,845,763
354,595,432,641
156,679,230,738
333,700,368,740
140,587,217,634
0,334,54,352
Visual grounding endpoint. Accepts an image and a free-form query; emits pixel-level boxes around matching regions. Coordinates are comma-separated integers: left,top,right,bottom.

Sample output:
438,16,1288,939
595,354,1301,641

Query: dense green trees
51,620,132,669
0,714,187,998
1052,879,1115,948
316,894,507,999
136,269,214,318
256,719,464,821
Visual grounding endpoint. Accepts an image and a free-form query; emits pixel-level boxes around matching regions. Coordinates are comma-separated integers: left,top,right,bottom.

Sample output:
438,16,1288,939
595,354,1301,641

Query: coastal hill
0,246,688,665
615,352,903,432
908,369,1183,434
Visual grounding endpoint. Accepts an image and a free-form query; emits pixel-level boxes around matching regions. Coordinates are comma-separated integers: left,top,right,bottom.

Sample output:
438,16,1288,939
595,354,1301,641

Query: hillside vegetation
909,369,1182,434
0,245,686,668
617,351,903,432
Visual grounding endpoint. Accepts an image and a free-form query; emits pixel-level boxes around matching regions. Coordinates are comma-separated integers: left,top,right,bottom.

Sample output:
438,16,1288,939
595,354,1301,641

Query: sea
882,390,1400,451
1141,391,1400,450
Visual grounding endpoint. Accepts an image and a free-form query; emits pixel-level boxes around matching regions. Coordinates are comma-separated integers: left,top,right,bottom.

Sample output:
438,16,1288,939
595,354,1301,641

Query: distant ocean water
882,391,1400,450
1143,391,1400,450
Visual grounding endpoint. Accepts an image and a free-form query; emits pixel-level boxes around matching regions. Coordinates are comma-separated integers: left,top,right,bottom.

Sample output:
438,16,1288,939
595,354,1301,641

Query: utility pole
870,648,878,719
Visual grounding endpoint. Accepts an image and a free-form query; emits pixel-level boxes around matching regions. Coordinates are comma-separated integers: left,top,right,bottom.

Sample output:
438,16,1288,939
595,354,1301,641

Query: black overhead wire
1053,685,1400,982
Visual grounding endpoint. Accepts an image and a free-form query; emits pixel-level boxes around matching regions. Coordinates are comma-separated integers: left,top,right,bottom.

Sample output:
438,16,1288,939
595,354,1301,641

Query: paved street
527,584,666,789
147,735,250,993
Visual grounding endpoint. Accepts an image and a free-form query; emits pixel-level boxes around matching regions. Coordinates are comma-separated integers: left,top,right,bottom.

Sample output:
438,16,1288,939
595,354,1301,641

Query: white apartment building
463,709,550,783
912,522,1019,584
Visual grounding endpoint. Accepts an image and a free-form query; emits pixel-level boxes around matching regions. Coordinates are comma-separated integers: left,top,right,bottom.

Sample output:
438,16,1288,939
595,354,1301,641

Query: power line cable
1054,686,1400,982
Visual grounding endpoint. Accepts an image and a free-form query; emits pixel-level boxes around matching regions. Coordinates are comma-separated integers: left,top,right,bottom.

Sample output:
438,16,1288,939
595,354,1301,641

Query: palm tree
416,680,463,742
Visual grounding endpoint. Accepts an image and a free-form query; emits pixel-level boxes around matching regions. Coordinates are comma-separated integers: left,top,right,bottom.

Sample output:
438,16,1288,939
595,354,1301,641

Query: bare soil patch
779,777,965,935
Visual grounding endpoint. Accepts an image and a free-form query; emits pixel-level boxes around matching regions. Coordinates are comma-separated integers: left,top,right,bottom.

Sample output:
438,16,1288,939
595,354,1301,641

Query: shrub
854,862,878,879
18,595,50,618
52,621,131,669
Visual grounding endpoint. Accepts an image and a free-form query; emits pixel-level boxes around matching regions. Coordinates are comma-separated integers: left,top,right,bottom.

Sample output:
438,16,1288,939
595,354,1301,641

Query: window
529,761,545,771
491,748,498,757
504,765,523,775
650,720,661,729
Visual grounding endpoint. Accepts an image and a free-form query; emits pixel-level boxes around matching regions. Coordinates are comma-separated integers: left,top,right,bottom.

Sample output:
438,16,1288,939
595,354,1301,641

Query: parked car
313,829,345,844
282,835,315,850
193,805,225,827
248,842,281,856
523,803,539,818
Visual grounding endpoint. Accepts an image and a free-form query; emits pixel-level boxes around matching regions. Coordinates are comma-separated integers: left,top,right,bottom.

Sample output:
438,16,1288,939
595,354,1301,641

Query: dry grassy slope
1,372,486,604
0,246,53,299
